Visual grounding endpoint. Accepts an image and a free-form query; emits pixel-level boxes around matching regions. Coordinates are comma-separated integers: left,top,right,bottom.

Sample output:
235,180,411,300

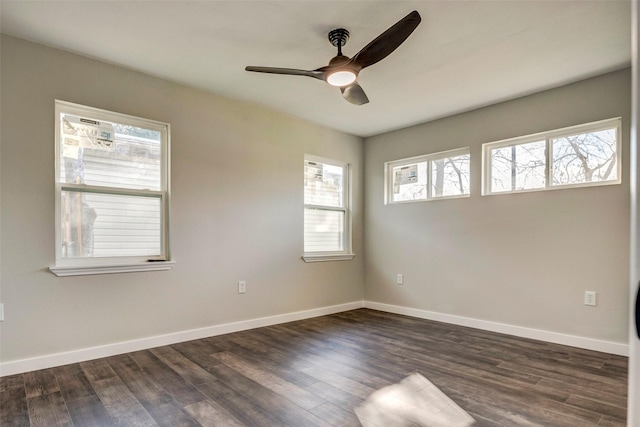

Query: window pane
304,208,344,252
60,114,161,191
391,162,427,202
304,161,343,207
61,191,161,258
430,154,470,197
551,128,618,186
491,141,545,192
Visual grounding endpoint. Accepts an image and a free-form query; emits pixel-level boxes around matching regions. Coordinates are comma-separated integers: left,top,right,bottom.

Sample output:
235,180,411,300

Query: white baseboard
364,301,629,357
0,301,364,377
1,299,627,376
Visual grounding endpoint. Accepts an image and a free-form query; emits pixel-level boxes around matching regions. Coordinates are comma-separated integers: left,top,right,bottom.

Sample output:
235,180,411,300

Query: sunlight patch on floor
355,373,475,427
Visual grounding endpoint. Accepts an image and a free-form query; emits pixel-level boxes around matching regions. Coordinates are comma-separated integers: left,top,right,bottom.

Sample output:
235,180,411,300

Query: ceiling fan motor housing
328,28,349,48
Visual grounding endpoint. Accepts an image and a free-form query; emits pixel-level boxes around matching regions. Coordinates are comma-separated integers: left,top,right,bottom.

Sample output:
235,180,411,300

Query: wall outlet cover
584,291,597,306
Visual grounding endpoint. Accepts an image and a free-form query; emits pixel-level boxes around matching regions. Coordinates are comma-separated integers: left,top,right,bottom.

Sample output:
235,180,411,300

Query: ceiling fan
245,10,421,105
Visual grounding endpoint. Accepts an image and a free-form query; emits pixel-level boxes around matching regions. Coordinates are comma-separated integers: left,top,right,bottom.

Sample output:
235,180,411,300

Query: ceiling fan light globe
326,70,357,87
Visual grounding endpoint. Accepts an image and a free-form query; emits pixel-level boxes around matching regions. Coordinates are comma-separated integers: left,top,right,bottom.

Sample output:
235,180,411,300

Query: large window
51,101,172,276
303,155,353,262
385,147,471,204
483,118,621,195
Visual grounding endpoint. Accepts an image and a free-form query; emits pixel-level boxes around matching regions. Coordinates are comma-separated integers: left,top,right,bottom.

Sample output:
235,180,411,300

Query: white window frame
50,100,174,276
385,147,471,205
482,118,622,196
303,154,354,263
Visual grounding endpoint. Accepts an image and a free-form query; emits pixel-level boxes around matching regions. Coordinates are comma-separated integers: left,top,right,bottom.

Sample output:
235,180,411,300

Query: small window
489,140,546,192
51,101,173,276
385,148,471,204
303,155,354,262
483,118,621,195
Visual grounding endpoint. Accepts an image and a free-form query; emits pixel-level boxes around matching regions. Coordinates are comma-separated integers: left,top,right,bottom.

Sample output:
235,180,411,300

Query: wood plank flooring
0,309,628,426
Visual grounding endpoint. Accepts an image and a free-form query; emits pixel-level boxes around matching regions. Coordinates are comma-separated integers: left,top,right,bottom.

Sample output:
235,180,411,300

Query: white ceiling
0,1,631,137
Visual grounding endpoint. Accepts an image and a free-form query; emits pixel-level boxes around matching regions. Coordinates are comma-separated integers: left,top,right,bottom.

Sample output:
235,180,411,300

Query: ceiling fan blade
349,10,421,70
245,66,325,80
341,82,369,105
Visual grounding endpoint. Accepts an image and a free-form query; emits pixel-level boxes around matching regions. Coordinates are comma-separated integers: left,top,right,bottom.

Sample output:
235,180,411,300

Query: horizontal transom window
482,118,621,195
385,147,471,204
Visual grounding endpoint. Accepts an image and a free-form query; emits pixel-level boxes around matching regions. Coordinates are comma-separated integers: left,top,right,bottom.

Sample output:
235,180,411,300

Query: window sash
304,207,345,253
488,140,547,193
389,157,428,203
60,189,164,259
428,151,471,199
549,127,619,187
304,160,345,208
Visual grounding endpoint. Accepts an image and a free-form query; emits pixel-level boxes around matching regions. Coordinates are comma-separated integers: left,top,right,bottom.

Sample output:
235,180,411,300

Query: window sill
302,253,355,263
49,261,176,277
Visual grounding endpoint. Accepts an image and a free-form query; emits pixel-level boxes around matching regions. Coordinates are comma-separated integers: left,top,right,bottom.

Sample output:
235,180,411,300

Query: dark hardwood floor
0,309,628,426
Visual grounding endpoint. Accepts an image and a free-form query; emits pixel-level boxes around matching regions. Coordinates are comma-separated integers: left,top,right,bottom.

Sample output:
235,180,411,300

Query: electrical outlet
238,281,246,294
0,303,4,321
397,274,404,285
584,291,597,306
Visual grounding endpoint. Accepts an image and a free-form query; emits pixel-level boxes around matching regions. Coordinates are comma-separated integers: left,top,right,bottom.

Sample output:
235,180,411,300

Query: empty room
1,1,639,426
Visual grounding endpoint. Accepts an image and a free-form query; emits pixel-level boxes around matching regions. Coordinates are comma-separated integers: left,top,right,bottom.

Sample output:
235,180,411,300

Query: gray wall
0,35,364,364
364,69,631,344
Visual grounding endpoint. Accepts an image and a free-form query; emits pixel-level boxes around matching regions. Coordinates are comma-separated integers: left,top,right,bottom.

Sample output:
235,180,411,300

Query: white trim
49,260,176,277
364,301,629,357
0,301,363,376
60,183,164,198
302,253,356,262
